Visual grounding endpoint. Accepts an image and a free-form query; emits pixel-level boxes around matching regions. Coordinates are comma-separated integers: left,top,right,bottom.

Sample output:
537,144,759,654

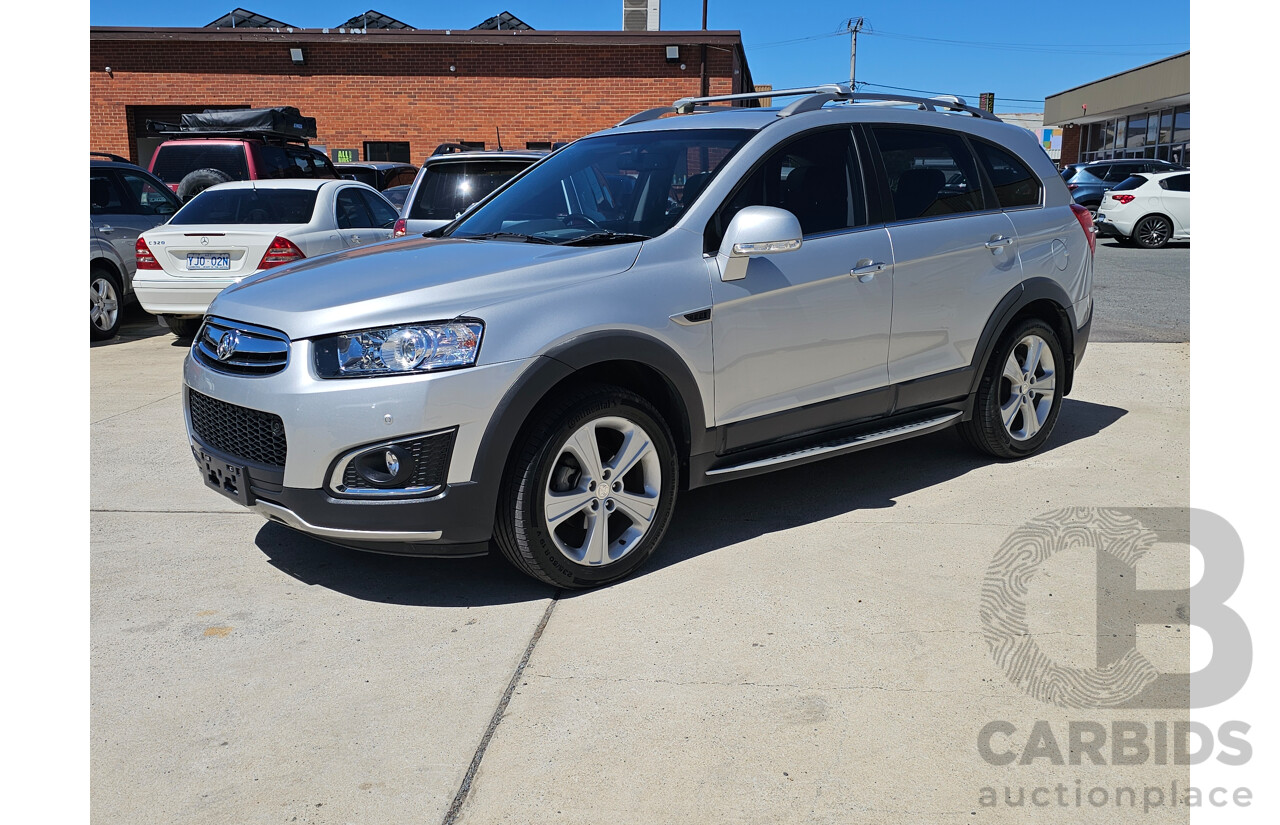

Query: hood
209,235,642,339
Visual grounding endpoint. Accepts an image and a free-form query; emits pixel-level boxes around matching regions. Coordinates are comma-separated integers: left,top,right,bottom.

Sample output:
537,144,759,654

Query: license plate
187,253,230,271
196,449,254,506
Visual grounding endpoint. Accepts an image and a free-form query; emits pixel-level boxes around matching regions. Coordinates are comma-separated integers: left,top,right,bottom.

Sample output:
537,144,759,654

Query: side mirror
716,206,802,281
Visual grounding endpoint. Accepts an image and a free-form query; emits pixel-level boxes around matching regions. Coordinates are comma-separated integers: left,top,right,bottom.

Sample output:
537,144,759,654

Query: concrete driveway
92,300,1189,822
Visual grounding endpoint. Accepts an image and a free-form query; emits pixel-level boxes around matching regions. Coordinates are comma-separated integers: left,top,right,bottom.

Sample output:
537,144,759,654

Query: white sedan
1094,170,1190,249
134,179,400,337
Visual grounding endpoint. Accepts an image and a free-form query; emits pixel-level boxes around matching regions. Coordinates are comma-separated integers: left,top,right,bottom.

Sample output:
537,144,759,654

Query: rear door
1159,173,1190,234
869,125,1023,384
334,187,397,247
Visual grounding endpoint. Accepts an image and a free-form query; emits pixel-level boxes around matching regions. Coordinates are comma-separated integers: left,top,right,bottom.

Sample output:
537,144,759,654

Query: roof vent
623,0,660,31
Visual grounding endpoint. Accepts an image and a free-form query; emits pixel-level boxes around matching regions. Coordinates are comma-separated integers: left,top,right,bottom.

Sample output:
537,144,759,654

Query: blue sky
87,1,1191,113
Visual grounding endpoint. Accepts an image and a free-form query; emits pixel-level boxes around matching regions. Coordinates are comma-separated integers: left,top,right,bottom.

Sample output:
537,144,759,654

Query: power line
863,29,1186,57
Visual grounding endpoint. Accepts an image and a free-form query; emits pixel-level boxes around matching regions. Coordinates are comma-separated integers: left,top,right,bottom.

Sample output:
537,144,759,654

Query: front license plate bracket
197,450,255,506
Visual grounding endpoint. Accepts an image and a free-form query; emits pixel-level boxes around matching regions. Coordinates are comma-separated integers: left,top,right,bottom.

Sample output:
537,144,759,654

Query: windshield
170,187,318,225
447,129,753,244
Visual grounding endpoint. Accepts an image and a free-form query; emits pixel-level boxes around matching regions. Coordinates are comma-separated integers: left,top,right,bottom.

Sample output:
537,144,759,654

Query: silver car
183,85,1095,589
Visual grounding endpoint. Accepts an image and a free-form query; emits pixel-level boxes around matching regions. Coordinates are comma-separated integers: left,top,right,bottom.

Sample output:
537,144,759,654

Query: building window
363,141,411,163
526,141,553,150
460,141,486,151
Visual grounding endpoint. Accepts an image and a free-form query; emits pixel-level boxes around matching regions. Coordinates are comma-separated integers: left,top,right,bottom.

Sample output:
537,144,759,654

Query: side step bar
704,411,962,477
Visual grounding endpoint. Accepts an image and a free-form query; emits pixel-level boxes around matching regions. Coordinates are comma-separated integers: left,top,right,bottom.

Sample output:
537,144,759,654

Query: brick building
89,15,756,167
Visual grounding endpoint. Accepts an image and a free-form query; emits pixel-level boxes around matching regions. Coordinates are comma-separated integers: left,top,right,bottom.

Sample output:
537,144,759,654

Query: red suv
146,108,340,202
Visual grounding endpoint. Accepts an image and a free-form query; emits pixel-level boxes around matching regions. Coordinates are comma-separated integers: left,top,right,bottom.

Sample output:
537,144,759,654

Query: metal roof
472,12,533,31
337,10,415,30
205,8,293,29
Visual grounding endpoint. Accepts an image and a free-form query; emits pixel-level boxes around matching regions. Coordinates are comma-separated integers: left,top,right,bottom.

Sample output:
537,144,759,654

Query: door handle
350,235,362,244
98,225,114,234
851,259,887,282
984,235,1014,249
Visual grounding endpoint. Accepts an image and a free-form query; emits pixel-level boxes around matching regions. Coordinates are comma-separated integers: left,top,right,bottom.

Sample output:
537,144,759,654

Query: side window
359,190,399,228
711,128,865,244
971,140,1041,209
872,127,985,220
256,145,292,180
118,171,180,215
90,172,129,215
1160,174,1190,192
1103,165,1135,182
335,188,376,228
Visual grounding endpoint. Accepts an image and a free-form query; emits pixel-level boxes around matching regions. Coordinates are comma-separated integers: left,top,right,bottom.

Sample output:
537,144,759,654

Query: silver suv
182,85,1095,589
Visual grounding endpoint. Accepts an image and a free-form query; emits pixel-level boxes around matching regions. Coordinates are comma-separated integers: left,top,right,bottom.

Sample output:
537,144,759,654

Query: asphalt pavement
91,245,1191,824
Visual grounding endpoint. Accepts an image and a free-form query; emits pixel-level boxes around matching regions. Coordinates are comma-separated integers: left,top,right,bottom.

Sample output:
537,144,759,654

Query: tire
495,384,679,589
164,316,202,339
1132,214,1173,249
90,266,123,341
959,318,1065,460
176,167,232,203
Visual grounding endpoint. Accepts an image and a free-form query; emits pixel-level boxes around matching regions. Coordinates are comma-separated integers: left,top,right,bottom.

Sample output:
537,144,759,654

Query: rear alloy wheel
1133,215,1173,249
90,269,123,340
960,319,1064,459
496,385,678,589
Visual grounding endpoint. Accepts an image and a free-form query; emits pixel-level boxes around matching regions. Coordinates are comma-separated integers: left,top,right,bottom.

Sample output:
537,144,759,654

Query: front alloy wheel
496,385,678,589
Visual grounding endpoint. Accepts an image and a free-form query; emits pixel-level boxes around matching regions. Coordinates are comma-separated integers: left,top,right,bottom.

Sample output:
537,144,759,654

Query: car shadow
253,398,1126,606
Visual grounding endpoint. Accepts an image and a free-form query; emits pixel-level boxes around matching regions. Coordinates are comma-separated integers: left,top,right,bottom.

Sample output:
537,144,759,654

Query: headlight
314,321,483,378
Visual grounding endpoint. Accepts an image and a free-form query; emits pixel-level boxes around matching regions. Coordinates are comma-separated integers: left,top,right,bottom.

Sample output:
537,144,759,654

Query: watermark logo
980,507,1251,709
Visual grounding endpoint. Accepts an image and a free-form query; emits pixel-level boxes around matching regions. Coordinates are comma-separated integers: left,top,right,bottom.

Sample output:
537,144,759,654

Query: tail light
258,236,306,269
392,218,407,238
1070,204,1096,255
1111,194,1136,204
135,237,161,270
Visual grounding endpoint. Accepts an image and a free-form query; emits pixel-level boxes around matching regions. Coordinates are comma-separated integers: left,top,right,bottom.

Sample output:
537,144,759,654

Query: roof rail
90,151,131,164
617,84,1003,126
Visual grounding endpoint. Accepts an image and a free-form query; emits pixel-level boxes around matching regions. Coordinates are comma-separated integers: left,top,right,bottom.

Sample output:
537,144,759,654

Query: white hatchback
1095,170,1190,249
135,179,399,337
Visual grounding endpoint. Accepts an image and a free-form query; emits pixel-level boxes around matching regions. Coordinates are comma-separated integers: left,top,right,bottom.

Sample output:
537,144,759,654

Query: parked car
90,154,182,339
1094,171,1190,249
1061,158,1186,219
147,107,340,202
135,179,399,338
334,161,419,191
182,85,1094,589
392,149,546,236
382,184,412,211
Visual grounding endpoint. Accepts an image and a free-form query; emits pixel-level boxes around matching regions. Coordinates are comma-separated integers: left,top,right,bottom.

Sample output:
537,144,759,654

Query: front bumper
183,333,532,551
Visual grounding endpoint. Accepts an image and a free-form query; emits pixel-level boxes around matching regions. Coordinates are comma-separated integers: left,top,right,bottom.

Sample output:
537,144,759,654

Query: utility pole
846,17,865,88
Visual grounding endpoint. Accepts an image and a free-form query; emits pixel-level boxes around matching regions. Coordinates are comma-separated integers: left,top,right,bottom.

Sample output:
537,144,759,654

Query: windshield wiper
559,231,651,246
459,231,557,244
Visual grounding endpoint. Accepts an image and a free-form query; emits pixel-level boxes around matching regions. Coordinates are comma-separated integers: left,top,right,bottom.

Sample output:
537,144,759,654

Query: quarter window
118,171,180,215
972,140,1041,209
872,127,985,220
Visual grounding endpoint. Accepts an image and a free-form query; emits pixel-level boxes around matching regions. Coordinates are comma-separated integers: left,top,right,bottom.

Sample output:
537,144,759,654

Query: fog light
353,444,416,487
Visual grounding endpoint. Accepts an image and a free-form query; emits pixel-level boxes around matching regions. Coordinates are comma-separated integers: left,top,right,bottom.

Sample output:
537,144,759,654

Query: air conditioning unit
623,0,660,32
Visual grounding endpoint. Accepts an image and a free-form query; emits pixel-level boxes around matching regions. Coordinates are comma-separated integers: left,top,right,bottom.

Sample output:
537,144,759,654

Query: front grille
188,389,288,468
341,430,455,493
193,317,290,376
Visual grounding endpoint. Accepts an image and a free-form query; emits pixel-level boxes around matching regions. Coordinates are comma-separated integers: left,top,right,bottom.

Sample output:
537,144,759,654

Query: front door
709,128,893,429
